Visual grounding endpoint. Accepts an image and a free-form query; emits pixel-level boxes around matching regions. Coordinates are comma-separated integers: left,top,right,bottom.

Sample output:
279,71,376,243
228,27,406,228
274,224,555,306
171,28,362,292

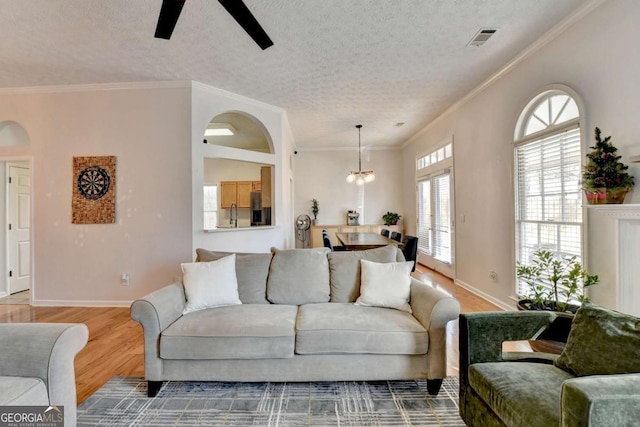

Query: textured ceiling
0,0,589,148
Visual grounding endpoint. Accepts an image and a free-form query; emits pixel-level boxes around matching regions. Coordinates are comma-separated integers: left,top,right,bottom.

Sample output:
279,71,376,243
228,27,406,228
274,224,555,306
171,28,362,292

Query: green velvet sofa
459,305,640,427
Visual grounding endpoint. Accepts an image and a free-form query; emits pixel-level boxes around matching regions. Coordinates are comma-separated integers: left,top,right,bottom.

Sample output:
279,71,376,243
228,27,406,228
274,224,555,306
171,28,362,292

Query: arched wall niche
201,110,276,230
203,111,274,154
0,121,30,147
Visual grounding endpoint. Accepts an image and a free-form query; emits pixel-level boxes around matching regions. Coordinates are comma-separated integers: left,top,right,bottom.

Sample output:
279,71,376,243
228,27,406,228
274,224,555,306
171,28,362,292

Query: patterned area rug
78,376,464,426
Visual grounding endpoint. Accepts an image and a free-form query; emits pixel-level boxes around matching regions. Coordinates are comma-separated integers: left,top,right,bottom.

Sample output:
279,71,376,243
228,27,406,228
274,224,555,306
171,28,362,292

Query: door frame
415,137,456,279
2,156,34,303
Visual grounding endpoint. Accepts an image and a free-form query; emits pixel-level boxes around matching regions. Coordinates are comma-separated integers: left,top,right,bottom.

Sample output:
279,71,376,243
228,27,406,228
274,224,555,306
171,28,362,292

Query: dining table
335,232,404,251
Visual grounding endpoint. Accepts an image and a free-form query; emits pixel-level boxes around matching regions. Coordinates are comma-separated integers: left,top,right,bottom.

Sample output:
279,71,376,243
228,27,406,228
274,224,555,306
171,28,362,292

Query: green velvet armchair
459,307,640,427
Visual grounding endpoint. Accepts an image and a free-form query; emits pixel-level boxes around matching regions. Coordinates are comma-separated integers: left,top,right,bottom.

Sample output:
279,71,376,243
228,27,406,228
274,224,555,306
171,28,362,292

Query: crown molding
0,80,192,95
191,81,286,114
296,145,401,152
400,0,608,150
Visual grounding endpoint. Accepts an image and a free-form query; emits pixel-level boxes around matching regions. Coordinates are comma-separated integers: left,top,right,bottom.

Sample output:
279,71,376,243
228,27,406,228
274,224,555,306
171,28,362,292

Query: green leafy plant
311,199,319,220
382,211,401,226
582,127,635,189
516,250,599,313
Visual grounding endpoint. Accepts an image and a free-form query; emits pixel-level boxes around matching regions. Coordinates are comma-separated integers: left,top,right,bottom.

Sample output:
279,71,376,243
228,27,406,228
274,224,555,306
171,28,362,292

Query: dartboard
77,166,111,200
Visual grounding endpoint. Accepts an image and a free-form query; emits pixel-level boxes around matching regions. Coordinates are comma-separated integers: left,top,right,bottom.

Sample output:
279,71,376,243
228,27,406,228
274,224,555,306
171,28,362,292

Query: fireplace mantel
586,204,640,217
587,205,640,317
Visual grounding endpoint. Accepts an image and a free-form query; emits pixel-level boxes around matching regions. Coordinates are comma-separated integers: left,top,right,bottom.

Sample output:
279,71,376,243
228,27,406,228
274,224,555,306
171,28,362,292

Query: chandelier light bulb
346,124,375,185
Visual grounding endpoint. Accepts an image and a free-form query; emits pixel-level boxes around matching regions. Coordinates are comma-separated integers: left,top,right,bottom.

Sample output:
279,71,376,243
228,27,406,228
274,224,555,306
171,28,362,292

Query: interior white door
8,165,31,294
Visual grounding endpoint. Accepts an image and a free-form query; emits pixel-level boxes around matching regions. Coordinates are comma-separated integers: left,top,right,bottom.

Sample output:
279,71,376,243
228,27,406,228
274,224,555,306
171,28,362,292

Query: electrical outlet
489,270,498,282
120,273,130,286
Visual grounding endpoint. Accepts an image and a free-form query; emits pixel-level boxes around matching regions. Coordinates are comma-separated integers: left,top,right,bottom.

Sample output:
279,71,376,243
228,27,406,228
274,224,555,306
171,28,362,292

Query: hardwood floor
0,264,504,404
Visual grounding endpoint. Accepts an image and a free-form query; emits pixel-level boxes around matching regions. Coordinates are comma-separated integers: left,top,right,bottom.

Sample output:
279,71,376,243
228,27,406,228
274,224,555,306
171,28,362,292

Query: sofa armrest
459,311,556,366
560,373,640,427
409,278,460,379
0,323,89,427
130,282,186,380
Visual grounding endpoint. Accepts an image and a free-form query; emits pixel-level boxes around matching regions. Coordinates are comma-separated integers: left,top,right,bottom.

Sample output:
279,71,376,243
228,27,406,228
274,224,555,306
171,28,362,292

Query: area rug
78,376,463,426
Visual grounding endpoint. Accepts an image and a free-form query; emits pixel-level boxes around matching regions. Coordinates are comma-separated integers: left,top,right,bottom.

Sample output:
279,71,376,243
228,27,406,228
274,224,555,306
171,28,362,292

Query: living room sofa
459,305,640,426
131,245,460,397
0,323,89,427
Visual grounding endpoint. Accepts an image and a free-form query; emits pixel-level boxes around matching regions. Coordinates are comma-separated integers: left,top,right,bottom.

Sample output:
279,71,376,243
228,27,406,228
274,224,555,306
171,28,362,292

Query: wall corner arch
0,121,30,147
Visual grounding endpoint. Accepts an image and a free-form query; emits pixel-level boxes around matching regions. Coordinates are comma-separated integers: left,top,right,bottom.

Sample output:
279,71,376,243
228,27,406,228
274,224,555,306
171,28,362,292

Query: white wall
293,149,404,226
0,163,5,297
0,81,296,305
191,82,295,254
0,83,194,305
401,0,640,310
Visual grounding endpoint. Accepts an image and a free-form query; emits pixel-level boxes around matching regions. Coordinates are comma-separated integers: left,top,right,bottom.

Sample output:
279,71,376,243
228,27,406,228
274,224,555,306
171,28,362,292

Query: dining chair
380,229,390,238
401,235,419,272
390,231,402,242
323,234,334,251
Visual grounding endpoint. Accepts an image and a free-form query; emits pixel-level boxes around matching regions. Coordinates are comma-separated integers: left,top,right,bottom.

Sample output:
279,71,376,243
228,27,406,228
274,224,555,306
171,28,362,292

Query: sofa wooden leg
147,380,163,397
427,379,443,396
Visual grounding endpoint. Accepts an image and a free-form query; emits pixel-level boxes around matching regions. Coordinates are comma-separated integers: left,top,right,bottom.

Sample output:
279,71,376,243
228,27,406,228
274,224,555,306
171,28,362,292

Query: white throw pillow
181,254,241,314
355,259,414,313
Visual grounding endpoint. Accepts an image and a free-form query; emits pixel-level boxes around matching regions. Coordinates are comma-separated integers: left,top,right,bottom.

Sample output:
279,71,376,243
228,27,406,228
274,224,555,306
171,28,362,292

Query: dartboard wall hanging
77,166,111,200
72,156,116,224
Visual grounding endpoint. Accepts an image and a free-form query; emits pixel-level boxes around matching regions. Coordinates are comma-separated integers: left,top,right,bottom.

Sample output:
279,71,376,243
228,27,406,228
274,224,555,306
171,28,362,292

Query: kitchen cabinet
220,182,237,209
220,181,254,208
252,181,261,192
261,166,272,208
237,182,253,208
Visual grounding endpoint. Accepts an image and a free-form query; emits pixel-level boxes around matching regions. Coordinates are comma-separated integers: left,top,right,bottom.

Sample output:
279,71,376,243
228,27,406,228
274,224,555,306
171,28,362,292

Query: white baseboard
0,292,7,298
31,299,133,308
454,279,515,312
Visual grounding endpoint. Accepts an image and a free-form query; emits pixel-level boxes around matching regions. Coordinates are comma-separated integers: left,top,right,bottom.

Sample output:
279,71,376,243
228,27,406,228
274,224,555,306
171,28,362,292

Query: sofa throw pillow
195,248,271,304
266,247,331,305
355,259,413,313
328,245,399,303
554,303,640,376
182,254,242,314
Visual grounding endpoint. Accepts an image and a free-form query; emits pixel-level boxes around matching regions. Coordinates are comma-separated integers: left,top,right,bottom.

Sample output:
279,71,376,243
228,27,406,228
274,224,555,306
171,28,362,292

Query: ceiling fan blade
218,0,274,50
155,0,186,40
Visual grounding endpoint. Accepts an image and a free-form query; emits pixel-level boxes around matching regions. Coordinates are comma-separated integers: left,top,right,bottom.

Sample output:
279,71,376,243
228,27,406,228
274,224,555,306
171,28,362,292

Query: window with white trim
203,184,218,230
417,143,452,170
514,90,582,297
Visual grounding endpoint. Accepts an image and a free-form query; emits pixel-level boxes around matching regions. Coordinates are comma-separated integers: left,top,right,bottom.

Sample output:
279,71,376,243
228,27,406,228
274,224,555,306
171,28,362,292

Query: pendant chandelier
346,124,375,185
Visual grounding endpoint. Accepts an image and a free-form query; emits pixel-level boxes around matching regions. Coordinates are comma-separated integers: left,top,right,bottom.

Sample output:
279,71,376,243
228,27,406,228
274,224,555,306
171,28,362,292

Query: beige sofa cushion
328,245,398,303
160,305,298,359
267,248,330,305
295,303,428,355
0,376,48,406
195,249,272,304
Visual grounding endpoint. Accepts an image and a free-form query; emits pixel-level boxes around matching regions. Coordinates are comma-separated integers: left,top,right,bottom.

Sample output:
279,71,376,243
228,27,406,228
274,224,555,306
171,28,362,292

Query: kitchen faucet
230,203,238,228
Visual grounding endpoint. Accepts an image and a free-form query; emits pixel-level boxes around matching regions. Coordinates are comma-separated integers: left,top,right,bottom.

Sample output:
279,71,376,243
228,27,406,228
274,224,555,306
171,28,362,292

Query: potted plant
382,212,401,226
311,199,319,225
516,249,599,352
517,249,599,313
582,127,635,204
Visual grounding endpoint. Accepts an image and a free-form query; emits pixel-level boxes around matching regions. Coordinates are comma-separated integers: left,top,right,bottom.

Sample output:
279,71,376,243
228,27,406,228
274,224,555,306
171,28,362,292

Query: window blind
203,185,218,229
433,171,452,264
515,125,582,296
417,180,431,254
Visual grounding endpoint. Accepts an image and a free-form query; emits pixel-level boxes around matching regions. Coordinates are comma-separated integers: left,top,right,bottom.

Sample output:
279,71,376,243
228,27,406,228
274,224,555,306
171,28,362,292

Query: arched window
514,89,583,297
